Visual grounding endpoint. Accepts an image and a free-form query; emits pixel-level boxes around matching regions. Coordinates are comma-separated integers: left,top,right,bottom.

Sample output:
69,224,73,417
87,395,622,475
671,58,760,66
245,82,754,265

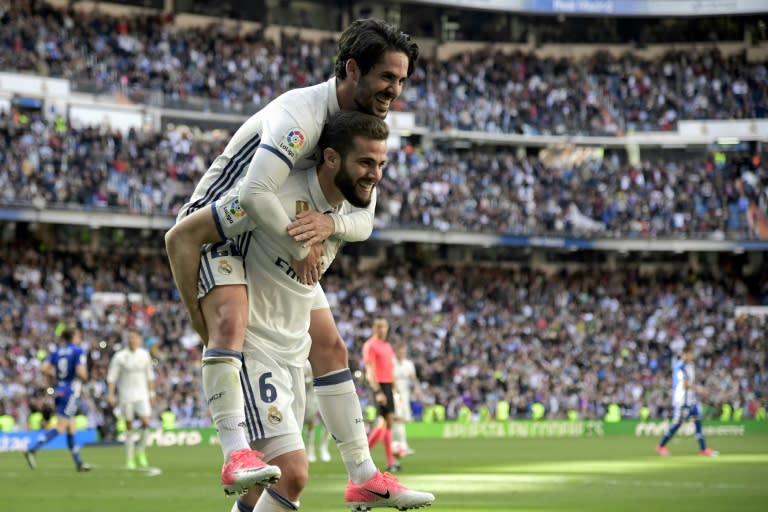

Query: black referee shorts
376,382,396,417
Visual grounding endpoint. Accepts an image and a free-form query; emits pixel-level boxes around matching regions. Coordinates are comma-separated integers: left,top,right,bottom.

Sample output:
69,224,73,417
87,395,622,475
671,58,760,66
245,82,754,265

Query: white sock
125,429,135,462
253,488,299,511
393,422,407,448
136,427,149,453
305,423,316,459
233,498,254,512
319,429,330,454
202,350,250,458
314,369,377,484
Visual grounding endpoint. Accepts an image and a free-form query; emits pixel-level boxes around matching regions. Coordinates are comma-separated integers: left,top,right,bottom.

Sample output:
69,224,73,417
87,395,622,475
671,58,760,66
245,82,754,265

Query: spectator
2,241,765,430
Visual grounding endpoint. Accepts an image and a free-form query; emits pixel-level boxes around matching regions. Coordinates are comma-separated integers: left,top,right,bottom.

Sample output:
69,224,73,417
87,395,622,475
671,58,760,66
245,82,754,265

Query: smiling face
334,135,387,208
350,51,409,119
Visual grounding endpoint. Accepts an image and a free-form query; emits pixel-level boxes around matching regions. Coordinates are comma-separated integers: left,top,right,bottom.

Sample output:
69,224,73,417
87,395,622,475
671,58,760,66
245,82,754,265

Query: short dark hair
335,19,419,80
319,111,389,161
61,328,77,342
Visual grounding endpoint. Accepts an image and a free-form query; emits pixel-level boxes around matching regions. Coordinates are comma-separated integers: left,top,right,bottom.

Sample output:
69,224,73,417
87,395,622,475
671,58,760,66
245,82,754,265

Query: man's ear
345,58,360,81
323,147,340,169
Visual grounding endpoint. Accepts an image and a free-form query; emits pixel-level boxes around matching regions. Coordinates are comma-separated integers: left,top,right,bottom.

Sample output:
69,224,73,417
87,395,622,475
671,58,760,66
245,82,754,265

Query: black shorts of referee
375,382,396,417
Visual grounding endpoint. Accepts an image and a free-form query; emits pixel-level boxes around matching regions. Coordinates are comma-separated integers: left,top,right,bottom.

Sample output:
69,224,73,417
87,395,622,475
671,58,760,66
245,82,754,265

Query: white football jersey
106,347,154,403
394,356,417,398
211,167,347,367
178,78,339,219
672,359,696,406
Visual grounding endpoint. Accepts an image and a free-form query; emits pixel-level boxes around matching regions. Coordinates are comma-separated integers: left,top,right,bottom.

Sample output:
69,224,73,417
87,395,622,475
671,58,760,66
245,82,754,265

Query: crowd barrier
409,420,766,439
3,421,765,452
0,429,98,452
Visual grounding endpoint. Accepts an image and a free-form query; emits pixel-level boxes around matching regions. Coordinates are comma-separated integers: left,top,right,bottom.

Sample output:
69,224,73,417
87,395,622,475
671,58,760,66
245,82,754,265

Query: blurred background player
107,326,156,469
392,342,420,459
363,318,399,472
656,345,717,457
24,327,92,472
303,360,331,463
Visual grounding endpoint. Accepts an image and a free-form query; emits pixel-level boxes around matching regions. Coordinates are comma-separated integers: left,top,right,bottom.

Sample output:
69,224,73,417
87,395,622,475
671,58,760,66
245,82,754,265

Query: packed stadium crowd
2,110,765,239
2,2,767,133
0,109,215,214
378,145,763,237
1,2,766,438
412,47,767,135
1,242,765,432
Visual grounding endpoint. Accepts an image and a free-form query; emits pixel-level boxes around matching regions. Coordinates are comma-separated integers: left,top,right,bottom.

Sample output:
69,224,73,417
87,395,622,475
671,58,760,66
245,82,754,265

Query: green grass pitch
2,434,767,511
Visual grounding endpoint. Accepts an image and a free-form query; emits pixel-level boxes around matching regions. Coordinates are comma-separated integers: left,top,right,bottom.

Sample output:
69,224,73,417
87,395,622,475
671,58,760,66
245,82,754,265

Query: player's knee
330,336,348,363
281,464,309,499
309,333,348,374
207,326,244,350
268,451,308,500
203,292,247,348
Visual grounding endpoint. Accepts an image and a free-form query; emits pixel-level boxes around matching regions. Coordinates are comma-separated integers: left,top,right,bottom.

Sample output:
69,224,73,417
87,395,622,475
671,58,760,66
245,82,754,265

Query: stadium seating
0,242,765,431
1,113,762,239
1,4,765,130
0,2,766,434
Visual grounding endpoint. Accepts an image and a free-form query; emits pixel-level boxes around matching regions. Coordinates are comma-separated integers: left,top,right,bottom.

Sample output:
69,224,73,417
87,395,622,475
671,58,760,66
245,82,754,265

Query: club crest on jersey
267,406,283,424
279,128,305,158
218,259,233,275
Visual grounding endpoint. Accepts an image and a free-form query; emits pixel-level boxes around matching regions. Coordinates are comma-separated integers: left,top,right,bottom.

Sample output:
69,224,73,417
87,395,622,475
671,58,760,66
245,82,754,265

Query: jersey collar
327,77,341,116
308,165,336,214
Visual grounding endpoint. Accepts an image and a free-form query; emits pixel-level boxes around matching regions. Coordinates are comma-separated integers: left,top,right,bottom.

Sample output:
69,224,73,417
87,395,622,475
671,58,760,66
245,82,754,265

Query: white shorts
395,391,412,422
120,399,151,421
196,238,332,315
197,239,248,299
672,403,700,423
241,344,306,460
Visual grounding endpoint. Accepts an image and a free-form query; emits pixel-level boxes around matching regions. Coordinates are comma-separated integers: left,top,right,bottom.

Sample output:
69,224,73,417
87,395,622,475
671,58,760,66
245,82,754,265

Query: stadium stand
1,3,765,129
0,0,766,436
1,113,764,238
0,238,766,431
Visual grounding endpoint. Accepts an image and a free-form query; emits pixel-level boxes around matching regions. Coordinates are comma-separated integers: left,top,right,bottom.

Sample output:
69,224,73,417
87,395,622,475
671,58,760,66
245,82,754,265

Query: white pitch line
134,466,163,477
599,478,751,490
397,472,761,494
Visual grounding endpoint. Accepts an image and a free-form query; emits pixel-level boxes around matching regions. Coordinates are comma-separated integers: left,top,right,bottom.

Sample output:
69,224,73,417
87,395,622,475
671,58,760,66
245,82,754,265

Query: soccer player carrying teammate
656,345,717,457
166,111,434,511
363,318,399,472
107,326,156,469
24,327,92,472
303,360,331,463
168,18,420,496
392,342,420,458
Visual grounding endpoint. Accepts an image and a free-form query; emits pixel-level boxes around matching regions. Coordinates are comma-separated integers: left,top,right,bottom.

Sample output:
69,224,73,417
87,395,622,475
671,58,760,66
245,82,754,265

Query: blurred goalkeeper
656,345,717,457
